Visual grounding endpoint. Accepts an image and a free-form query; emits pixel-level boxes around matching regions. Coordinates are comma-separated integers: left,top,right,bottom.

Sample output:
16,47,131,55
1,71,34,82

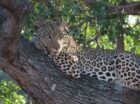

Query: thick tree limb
0,0,140,104
84,0,140,15
113,2,140,15
0,0,33,17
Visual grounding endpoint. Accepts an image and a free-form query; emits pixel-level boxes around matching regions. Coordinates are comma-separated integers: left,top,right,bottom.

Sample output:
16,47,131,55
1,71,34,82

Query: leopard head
32,20,71,55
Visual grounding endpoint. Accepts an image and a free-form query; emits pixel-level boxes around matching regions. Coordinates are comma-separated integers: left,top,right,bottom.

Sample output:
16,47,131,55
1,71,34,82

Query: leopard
32,20,140,90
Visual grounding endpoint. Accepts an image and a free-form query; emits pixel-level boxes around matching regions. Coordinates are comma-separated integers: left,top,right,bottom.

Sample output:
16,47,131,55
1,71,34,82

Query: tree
0,0,140,104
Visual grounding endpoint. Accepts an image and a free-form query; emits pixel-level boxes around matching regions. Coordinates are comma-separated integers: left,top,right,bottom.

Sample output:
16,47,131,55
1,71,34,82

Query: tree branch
0,0,140,104
113,2,140,15
84,0,140,15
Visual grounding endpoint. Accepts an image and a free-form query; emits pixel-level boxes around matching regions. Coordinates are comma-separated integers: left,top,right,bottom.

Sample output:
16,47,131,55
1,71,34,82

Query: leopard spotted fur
32,20,140,90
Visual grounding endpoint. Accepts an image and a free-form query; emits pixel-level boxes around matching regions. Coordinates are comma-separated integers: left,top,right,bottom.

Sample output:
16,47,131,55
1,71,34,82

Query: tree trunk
117,33,124,51
0,0,140,104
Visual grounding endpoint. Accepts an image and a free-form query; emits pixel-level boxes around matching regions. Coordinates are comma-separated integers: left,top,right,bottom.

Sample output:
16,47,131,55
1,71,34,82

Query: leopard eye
47,34,55,41
48,35,52,39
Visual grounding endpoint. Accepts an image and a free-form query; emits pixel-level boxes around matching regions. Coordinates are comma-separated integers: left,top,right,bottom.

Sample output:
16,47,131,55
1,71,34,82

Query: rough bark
0,0,140,104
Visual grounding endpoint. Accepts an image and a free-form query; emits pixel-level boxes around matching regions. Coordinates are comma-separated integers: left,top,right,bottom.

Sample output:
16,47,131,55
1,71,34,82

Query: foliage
0,80,26,104
22,0,140,54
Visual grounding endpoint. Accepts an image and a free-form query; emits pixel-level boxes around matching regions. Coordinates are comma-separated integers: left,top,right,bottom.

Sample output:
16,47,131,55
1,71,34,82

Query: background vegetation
0,0,140,103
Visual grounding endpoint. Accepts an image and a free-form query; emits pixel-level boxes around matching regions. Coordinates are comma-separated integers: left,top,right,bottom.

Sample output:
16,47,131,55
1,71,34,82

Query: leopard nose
54,43,60,50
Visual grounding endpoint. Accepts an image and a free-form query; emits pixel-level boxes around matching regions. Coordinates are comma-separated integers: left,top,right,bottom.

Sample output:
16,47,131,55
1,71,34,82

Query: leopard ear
34,21,42,30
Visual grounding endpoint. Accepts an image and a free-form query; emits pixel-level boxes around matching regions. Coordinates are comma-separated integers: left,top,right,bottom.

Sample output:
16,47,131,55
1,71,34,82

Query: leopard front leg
54,52,81,78
65,64,81,78
57,61,81,78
